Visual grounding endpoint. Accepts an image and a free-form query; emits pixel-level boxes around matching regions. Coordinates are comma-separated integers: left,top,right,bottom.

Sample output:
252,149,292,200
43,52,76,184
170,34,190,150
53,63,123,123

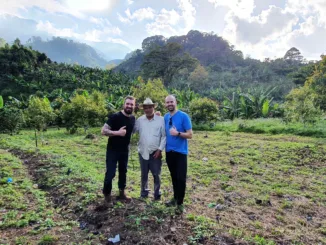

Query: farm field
0,128,326,245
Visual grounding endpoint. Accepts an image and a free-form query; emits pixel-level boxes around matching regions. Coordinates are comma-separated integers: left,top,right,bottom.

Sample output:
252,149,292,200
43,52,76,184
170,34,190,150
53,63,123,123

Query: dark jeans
103,149,129,195
139,153,162,198
166,151,188,205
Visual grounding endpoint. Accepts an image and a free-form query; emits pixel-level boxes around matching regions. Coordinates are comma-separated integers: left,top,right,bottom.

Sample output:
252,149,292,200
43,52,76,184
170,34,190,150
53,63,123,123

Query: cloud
1,0,84,18
231,6,298,44
145,0,196,37
118,7,155,24
88,17,111,27
178,0,196,30
36,21,127,46
208,0,255,18
127,0,134,5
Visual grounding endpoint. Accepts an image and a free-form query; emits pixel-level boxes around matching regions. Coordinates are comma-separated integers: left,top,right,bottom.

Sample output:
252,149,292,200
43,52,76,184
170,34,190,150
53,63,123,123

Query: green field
1,127,326,245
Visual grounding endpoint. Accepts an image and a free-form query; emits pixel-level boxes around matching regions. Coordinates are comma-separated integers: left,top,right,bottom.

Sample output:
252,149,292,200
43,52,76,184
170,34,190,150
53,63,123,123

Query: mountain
27,37,110,68
115,30,308,100
0,14,131,64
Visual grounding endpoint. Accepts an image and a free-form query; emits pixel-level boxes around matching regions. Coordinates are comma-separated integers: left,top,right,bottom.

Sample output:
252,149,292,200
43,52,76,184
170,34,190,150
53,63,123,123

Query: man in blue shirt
164,95,193,214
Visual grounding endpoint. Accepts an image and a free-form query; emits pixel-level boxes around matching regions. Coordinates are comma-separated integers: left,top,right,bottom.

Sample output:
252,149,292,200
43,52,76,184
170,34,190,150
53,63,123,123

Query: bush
0,105,24,134
25,97,56,131
61,92,107,134
132,77,168,115
189,97,219,124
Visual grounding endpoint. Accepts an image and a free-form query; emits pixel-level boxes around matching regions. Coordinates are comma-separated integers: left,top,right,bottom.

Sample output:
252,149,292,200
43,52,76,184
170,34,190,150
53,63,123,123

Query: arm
178,129,193,139
158,121,166,151
133,118,140,134
153,120,166,159
101,123,126,137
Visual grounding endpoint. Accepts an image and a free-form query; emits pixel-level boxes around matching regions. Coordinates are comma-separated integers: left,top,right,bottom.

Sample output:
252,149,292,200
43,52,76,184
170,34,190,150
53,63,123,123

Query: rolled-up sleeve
159,119,166,151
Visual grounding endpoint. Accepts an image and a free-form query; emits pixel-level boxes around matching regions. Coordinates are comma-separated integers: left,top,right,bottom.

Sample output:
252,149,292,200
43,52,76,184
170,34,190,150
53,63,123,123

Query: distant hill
114,30,309,100
27,37,109,68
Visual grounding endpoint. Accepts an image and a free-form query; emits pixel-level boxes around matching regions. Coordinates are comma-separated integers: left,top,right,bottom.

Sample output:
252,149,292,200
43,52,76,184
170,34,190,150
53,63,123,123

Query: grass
193,118,326,138
0,127,326,244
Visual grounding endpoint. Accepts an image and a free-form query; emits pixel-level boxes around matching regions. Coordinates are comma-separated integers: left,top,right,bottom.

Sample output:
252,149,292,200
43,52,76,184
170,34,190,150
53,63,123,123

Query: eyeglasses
169,117,172,126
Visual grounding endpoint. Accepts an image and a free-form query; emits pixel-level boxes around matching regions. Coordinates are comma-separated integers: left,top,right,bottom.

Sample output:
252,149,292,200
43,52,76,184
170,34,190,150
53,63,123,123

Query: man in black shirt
101,96,136,203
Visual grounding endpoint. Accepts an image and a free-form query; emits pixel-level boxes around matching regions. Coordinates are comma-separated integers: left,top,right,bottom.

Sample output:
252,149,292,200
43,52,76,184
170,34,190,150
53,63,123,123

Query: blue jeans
103,149,129,195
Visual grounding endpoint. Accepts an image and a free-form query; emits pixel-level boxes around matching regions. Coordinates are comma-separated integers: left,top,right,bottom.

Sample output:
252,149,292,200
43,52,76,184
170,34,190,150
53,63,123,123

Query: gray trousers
139,152,162,198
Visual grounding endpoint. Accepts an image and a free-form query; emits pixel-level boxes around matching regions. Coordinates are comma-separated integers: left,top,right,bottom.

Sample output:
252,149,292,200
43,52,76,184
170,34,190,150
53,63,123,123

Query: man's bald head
165,95,176,103
165,94,177,112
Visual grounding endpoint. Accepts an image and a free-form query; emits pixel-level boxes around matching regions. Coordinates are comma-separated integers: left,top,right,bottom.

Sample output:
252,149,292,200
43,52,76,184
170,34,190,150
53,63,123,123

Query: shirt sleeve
106,113,116,128
159,118,166,151
183,113,192,131
133,118,140,134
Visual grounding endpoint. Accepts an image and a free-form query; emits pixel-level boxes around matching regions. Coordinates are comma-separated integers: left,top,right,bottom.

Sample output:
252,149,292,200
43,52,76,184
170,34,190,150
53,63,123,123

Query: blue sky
1,0,326,60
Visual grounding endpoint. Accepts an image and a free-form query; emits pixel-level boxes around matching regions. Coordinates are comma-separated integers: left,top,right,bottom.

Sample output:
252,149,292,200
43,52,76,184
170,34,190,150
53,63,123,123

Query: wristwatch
178,132,181,136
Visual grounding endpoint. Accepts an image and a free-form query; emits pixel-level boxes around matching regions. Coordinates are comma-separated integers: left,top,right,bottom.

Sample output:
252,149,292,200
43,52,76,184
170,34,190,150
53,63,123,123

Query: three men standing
102,95,192,214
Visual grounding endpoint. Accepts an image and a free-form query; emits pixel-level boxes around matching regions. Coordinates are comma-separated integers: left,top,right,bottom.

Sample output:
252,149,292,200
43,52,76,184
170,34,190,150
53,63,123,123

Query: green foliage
284,56,326,123
25,97,55,131
0,95,3,108
0,101,24,134
132,77,168,114
189,97,219,124
61,92,107,133
141,42,198,86
170,88,199,112
284,86,322,124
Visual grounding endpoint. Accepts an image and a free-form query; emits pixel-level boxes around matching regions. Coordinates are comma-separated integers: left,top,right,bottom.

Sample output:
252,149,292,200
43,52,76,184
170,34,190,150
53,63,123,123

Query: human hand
153,150,162,159
169,127,179,136
118,126,127,136
155,111,161,116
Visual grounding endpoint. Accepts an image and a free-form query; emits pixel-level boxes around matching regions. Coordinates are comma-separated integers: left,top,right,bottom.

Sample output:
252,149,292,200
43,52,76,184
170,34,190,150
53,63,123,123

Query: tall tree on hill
141,42,198,86
284,47,304,64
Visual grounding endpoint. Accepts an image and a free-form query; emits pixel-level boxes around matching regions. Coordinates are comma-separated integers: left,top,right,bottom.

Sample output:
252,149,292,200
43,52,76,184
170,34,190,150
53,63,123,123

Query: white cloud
1,0,84,18
118,7,155,24
231,6,298,44
208,0,255,18
178,0,196,30
145,0,196,37
36,21,127,46
127,0,134,5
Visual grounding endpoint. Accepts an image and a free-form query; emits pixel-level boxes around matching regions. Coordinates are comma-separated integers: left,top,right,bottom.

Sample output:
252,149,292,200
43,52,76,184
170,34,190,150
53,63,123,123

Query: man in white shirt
134,98,166,200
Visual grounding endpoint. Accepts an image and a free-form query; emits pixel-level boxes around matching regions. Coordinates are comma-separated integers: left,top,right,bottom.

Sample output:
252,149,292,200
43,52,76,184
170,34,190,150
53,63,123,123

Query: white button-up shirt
134,114,166,160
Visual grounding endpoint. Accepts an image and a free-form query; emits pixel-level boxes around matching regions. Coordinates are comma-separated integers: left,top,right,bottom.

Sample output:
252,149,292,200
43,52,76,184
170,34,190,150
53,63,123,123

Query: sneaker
165,198,177,207
175,204,185,215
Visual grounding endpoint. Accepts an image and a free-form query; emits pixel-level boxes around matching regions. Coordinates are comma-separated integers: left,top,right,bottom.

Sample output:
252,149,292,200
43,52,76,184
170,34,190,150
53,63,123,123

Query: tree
25,97,56,131
142,35,166,52
188,65,209,92
132,77,168,115
189,97,219,124
141,42,198,86
0,97,24,135
284,47,303,64
284,86,322,124
0,38,6,48
61,92,107,134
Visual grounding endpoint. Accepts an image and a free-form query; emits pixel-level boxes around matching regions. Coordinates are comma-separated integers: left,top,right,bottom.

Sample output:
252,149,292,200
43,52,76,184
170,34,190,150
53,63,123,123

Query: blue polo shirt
164,110,192,155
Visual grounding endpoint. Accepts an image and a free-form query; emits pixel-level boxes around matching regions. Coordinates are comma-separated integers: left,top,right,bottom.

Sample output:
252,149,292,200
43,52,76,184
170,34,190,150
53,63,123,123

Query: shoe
175,204,185,215
118,189,131,202
165,198,177,207
154,195,161,201
104,194,112,203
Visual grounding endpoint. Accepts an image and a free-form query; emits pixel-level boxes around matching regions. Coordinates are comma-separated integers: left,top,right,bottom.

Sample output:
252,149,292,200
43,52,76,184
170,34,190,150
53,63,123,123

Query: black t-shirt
106,111,135,152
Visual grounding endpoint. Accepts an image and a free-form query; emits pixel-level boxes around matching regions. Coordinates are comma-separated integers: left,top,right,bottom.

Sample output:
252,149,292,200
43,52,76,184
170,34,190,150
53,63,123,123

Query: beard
124,107,133,115
167,105,175,111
